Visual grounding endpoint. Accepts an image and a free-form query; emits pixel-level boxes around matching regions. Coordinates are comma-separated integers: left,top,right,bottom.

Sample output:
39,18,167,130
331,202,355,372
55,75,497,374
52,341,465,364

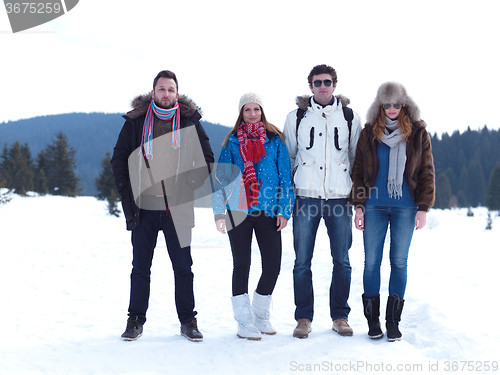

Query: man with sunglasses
283,64,362,339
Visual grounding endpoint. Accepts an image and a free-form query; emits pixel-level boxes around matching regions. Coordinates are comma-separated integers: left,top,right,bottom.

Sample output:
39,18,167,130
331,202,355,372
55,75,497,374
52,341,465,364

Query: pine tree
95,152,116,200
467,160,486,207
34,150,48,195
0,144,10,187
44,131,81,196
485,162,500,211
444,167,458,195
95,152,121,216
435,173,452,209
1,142,35,195
458,167,470,207
456,190,468,208
107,189,121,217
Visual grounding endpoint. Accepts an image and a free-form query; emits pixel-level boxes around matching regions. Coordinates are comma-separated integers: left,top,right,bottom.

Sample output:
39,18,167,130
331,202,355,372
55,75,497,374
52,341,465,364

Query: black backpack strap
296,105,353,148
296,108,306,139
342,106,354,149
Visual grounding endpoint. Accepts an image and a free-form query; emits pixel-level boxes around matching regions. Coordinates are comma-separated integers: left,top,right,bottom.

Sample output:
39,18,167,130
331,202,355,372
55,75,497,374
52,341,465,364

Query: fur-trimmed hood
125,93,202,120
296,94,350,111
366,82,421,125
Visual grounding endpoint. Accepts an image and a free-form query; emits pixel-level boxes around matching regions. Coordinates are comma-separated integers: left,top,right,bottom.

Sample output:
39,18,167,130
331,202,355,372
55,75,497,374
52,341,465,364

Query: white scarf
380,118,406,199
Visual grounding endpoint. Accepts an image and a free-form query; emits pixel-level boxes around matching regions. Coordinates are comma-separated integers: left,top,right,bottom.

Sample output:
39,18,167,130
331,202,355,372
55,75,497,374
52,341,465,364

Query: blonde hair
222,105,285,146
372,106,413,142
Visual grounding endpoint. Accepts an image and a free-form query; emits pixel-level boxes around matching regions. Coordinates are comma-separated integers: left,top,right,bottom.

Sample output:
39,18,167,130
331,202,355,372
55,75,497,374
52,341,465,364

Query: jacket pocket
306,127,315,150
327,160,352,196
294,153,316,189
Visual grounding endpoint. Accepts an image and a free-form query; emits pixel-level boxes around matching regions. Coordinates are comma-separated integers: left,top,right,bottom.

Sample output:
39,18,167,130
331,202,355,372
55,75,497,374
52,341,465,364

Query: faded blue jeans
292,197,352,322
362,206,417,299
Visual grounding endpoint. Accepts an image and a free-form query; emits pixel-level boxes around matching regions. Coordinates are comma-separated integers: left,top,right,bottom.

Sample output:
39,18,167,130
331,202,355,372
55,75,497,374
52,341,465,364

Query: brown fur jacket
350,121,435,212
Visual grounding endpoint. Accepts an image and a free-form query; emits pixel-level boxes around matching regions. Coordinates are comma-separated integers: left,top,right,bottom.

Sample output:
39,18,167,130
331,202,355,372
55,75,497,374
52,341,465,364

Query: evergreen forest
1,113,500,211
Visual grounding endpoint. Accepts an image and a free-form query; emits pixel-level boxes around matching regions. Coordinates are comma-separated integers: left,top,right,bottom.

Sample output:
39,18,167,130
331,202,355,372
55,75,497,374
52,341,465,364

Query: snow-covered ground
1,191,499,374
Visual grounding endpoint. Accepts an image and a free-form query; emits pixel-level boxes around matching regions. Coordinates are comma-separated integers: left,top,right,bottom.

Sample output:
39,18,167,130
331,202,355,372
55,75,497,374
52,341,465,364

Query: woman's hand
354,207,364,231
276,216,288,231
215,219,226,234
415,211,427,230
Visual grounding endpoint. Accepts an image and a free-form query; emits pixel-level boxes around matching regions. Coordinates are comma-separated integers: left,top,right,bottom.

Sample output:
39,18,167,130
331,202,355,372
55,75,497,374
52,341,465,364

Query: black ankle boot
362,294,383,339
180,319,203,342
386,294,405,341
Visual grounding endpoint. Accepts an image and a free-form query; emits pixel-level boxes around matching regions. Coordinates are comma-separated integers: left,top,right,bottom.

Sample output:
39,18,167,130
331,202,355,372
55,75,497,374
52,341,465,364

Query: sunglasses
313,79,333,87
383,103,402,109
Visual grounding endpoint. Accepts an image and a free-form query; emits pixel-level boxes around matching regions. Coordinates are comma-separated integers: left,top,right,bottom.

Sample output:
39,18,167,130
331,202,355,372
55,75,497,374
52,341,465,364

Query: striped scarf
141,99,181,159
237,121,266,208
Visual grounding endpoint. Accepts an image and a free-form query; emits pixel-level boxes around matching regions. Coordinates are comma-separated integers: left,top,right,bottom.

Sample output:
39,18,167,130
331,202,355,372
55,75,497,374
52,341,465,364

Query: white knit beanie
238,92,264,112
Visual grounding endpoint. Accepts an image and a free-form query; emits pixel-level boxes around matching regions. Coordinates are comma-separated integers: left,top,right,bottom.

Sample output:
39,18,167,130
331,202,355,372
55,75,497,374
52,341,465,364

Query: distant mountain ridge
3,114,500,209
0,113,229,196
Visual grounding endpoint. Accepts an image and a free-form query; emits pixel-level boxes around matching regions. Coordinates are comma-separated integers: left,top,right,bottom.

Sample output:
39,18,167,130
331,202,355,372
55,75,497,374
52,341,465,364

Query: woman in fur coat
350,82,435,341
212,93,295,341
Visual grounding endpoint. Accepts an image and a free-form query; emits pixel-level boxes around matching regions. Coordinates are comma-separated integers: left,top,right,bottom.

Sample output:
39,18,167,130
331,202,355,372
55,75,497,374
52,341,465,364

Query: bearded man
111,70,214,342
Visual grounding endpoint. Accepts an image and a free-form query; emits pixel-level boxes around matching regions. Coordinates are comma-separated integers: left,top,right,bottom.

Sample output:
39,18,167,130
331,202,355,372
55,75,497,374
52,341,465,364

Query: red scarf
237,122,266,208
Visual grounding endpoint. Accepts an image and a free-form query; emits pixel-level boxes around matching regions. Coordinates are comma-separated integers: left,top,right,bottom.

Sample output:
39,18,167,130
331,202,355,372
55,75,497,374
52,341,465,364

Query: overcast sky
1,0,499,136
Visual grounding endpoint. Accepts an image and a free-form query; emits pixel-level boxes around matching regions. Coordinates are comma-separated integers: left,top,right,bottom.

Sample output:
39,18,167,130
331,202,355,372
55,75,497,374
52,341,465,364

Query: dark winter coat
111,94,214,231
350,121,435,212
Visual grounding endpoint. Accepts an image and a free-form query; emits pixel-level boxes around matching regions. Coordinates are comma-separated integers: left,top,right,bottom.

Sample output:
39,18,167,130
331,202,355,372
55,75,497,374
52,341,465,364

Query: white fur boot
231,293,262,340
252,291,276,335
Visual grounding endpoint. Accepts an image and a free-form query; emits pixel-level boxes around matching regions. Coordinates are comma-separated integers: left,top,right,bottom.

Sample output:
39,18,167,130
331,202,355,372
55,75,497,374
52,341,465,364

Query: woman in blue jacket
212,92,294,341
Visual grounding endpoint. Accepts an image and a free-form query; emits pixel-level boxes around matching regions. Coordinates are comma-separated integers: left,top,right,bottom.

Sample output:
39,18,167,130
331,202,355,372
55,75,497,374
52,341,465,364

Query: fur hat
366,82,420,124
238,92,264,113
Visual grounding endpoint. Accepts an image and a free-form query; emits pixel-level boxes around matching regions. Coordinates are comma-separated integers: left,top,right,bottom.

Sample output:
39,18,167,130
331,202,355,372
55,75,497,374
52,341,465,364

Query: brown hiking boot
293,319,312,339
332,319,353,336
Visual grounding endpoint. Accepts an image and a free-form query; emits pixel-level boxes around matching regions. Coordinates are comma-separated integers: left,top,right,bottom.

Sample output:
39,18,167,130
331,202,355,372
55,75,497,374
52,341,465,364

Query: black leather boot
362,294,383,339
386,294,405,341
180,319,203,342
121,315,144,341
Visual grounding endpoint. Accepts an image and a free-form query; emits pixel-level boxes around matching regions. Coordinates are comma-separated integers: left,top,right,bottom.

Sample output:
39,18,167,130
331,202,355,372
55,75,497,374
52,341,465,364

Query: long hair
222,106,285,146
372,106,413,142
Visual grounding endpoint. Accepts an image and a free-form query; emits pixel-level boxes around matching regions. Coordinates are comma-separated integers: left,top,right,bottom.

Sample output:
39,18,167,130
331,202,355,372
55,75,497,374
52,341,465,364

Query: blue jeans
292,197,352,322
362,206,417,299
129,210,196,325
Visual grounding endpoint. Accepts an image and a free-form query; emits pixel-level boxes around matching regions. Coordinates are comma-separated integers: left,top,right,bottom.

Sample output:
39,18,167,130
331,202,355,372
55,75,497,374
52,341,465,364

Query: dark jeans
292,197,352,322
129,209,196,325
227,211,282,296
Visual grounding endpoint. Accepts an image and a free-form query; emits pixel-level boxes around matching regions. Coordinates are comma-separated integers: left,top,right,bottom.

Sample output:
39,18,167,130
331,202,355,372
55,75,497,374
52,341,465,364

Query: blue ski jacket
212,131,295,220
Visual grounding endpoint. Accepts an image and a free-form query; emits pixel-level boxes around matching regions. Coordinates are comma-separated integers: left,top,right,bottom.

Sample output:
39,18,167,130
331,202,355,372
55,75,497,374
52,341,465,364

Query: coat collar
125,93,202,120
296,94,350,112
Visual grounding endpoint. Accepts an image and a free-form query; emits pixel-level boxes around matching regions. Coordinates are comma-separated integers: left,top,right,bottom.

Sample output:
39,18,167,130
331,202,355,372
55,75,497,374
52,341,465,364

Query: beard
154,96,176,109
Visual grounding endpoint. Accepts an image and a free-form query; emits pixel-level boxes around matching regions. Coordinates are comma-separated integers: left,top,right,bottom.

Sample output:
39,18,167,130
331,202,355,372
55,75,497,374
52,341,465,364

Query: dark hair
153,70,178,91
307,64,337,85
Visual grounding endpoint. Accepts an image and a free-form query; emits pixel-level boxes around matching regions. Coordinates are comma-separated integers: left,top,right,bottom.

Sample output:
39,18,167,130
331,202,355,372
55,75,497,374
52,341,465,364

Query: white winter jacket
283,95,362,199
